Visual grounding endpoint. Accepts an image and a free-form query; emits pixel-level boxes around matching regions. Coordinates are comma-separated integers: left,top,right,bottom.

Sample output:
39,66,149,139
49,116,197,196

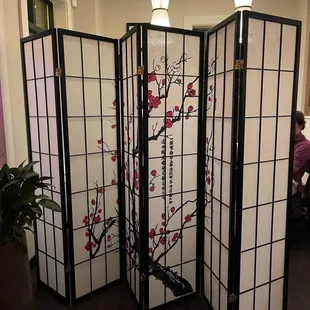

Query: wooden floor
287,219,310,310
33,283,207,310
32,221,310,310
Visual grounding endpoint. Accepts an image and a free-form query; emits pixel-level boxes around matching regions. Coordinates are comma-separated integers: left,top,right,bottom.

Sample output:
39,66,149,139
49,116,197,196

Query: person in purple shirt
293,111,310,195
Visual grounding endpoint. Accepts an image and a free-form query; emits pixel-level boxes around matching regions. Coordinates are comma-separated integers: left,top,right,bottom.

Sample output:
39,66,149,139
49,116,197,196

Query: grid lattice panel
61,33,120,299
239,19,298,309
23,34,66,297
121,31,141,303
146,28,202,309
204,20,236,310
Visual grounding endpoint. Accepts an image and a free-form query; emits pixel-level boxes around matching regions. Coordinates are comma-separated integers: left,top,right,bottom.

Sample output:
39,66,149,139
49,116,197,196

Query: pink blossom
149,95,161,108
148,71,156,83
165,118,173,128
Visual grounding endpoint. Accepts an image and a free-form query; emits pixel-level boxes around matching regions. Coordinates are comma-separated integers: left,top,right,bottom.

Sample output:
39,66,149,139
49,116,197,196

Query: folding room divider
21,11,301,310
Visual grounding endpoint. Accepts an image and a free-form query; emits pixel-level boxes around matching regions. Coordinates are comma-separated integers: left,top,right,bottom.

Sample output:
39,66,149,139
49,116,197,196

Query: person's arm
293,144,310,179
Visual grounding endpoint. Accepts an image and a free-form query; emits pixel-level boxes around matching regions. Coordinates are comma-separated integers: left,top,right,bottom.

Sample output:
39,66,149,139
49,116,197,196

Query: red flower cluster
185,214,192,223
85,241,96,251
188,89,196,97
111,151,117,162
207,176,211,185
83,216,89,225
148,71,156,83
172,232,179,242
165,118,173,128
112,99,117,107
170,207,175,213
111,179,116,185
187,83,196,97
149,228,156,239
159,237,166,245
94,215,101,224
151,170,157,177
149,95,161,109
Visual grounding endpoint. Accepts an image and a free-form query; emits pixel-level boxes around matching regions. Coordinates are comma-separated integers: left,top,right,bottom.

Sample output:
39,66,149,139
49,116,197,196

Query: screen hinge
55,68,62,77
137,66,144,75
65,265,71,273
235,59,244,70
229,294,237,303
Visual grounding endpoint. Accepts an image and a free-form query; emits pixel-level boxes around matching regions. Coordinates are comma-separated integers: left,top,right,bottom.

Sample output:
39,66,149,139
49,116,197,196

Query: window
28,0,54,34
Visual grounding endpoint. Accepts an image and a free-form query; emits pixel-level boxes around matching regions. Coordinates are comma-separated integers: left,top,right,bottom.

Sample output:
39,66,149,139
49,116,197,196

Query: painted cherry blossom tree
123,53,217,297
82,98,120,259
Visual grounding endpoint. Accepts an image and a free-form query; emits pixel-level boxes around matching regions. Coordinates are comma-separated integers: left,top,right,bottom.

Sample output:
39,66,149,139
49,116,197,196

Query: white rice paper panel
243,164,258,208
281,25,297,71
43,35,54,77
262,71,278,117
24,42,34,80
226,21,235,72
255,284,269,310
255,245,270,286
47,257,57,290
100,41,116,79
33,38,44,78
82,38,99,78
270,279,284,309
217,28,225,74
239,290,253,310
264,22,281,70
244,118,259,164
185,35,200,76
75,261,91,298
247,18,264,68
245,70,262,117
240,250,255,292
278,72,294,116
63,35,82,76
57,263,66,297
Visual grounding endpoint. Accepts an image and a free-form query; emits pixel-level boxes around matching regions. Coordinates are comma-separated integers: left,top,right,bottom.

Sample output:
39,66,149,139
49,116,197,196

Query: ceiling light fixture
234,0,253,11
151,0,171,27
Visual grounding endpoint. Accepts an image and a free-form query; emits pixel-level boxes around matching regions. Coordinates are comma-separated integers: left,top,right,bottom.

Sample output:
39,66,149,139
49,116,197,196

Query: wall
73,0,97,33
92,0,299,38
0,83,6,166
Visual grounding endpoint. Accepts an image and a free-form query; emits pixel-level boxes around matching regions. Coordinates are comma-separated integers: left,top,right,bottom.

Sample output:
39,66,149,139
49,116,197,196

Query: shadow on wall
0,81,6,166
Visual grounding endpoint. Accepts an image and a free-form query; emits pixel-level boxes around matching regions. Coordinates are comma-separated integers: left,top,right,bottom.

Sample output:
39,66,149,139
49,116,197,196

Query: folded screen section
203,15,239,310
238,13,300,310
120,26,142,304
21,30,68,300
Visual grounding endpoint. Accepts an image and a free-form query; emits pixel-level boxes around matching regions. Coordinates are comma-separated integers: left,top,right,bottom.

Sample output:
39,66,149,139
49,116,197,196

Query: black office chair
291,172,310,227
